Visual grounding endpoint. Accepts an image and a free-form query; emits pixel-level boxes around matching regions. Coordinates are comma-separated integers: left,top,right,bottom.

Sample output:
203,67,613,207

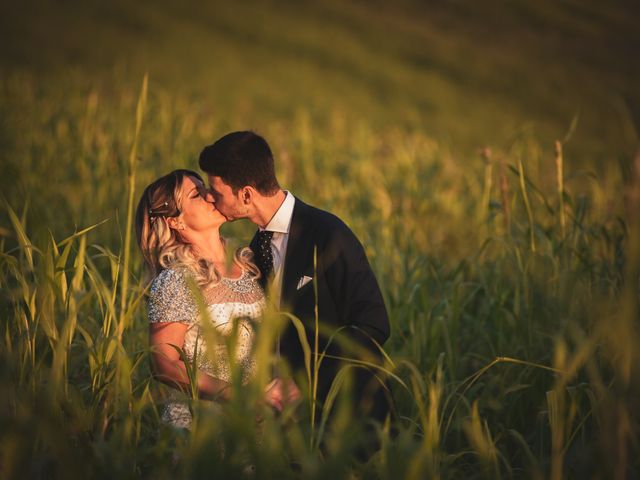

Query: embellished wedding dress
148,267,266,429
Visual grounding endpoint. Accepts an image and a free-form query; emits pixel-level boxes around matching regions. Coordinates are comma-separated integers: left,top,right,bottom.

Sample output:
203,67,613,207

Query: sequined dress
148,267,266,429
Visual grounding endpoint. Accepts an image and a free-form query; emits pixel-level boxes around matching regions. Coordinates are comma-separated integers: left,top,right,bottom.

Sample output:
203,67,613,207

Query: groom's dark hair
199,131,280,195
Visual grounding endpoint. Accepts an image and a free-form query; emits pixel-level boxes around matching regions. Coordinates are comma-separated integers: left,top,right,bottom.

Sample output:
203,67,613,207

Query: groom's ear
240,186,255,205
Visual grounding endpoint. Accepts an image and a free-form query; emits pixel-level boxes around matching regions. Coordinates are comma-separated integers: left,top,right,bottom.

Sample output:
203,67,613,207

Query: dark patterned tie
255,230,274,281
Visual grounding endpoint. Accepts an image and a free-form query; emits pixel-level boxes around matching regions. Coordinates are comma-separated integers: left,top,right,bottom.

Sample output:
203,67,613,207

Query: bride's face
175,175,225,231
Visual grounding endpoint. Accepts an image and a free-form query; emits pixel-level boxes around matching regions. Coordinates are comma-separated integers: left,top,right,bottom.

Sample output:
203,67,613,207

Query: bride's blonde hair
135,169,260,288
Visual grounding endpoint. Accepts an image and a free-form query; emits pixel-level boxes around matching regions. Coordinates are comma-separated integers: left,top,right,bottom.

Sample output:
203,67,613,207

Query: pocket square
296,275,313,290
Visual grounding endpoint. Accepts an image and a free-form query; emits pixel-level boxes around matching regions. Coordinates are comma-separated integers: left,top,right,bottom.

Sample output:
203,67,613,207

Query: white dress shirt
260,191,295,308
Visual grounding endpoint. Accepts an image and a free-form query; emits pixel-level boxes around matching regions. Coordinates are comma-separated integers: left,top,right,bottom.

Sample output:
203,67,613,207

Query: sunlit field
1,0,639,478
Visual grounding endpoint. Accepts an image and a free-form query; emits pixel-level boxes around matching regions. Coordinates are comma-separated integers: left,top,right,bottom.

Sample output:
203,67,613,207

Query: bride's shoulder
150,266,191,294
148,267,199,324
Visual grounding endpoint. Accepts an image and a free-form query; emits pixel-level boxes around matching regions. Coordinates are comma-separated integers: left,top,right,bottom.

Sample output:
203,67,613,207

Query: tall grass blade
118,73,148,341
4,199,34,270
517,158,536,252
555,140,566,239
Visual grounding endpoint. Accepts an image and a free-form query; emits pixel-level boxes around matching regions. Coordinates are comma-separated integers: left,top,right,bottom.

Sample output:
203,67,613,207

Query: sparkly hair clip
149,202,169,217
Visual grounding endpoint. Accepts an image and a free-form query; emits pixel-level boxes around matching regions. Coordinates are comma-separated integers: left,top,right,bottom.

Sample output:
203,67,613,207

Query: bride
135,169,287,429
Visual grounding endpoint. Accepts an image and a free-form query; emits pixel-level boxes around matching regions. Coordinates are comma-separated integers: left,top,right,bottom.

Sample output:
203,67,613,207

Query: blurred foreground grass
1,0,640,478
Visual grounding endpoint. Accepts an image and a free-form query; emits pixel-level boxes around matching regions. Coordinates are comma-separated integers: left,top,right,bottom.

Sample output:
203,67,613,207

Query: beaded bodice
148,267,265,384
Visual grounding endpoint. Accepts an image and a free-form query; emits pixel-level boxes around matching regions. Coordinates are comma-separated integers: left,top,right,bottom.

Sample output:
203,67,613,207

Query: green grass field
1,0,639,478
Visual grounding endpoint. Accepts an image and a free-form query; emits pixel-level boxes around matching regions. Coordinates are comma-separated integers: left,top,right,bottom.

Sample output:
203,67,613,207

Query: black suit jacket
250,197,391,420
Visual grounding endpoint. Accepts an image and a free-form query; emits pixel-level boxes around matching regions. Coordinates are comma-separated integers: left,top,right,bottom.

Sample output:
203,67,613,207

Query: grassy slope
1,0,638,161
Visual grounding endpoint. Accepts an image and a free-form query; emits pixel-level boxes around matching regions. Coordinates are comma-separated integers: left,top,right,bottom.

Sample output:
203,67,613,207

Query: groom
199,131,391,427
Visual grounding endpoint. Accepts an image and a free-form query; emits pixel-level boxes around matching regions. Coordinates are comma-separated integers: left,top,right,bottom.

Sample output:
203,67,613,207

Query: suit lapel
281,198,312,308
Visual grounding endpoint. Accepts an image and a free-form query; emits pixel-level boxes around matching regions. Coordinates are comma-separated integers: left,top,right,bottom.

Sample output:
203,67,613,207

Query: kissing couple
135,131,392,454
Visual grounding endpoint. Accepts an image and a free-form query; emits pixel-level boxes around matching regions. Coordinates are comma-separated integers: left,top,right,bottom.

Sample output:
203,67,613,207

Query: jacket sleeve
320,225,390,353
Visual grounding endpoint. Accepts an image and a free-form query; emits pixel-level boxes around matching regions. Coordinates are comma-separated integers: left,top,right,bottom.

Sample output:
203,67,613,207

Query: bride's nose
205,191,214,203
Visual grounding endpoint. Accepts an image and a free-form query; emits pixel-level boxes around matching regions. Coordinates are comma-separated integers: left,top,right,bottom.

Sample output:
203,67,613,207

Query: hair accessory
149,202,174,217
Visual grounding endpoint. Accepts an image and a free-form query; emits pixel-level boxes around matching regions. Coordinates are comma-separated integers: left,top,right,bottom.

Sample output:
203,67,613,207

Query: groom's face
207,175,246,221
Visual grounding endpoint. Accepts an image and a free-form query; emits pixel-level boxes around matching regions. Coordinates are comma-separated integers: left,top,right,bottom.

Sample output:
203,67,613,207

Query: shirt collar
263,191,295,234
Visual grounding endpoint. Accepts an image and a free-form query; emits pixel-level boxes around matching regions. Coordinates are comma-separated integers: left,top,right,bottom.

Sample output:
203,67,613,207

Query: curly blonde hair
135,169,260,288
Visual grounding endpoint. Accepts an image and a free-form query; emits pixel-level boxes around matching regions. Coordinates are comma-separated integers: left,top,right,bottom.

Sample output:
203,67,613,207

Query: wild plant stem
118,74,148,341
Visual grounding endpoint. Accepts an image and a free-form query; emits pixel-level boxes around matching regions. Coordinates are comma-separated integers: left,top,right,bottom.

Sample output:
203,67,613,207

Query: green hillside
2,0,638,160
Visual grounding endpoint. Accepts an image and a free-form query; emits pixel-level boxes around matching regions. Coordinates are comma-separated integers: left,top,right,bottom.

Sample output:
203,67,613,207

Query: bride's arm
149,322,233,401
151,322,291,410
